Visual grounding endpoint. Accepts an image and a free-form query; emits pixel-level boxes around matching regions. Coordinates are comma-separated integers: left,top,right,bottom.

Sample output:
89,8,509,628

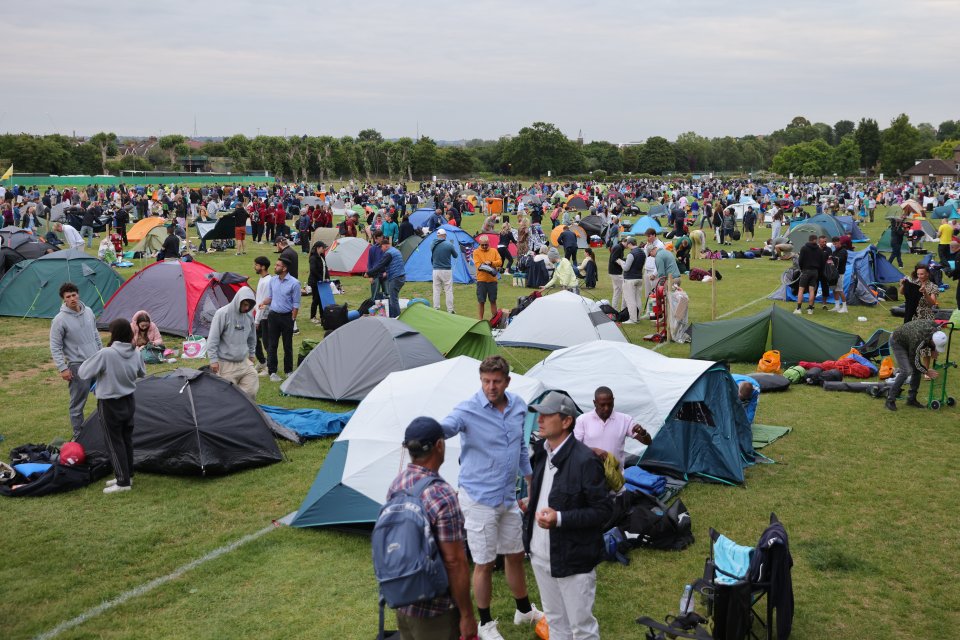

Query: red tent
475,232,517,257
97,261,248,337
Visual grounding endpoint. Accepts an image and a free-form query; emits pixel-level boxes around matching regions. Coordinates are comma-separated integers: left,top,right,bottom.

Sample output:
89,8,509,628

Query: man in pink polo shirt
573,386,651,469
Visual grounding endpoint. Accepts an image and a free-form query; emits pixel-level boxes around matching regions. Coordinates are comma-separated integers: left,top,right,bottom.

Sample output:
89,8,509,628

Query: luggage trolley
927,322,957,410
643,277,668,343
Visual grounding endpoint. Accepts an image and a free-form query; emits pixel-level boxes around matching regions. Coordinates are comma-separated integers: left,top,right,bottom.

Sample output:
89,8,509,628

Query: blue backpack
372,476,449,609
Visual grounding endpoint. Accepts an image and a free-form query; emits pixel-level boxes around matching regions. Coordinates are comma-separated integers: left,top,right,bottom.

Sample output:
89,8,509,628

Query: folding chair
636,513,793,640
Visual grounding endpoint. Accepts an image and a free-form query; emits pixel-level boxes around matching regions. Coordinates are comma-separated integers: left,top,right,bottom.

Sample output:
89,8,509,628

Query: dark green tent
398,302,498,359
689,304,860,364
397,235,422,262
0,249,122,318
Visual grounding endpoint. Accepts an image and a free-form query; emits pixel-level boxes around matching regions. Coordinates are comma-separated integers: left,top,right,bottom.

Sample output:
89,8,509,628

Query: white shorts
458,489,524,564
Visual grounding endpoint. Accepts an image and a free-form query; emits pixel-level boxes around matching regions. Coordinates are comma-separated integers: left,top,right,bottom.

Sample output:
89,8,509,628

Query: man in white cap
430,227,459,314
524,390,611,640
886,318,947,411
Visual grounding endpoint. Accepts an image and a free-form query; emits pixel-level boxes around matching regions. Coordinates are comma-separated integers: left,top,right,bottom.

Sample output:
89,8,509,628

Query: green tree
854,118,881,170
411,136,439,178
673,132,710,172
787,116,812,129
770,139,833,177
71,143,103,175
223,134,249,172
440,147,474,177
506,122,582,177
832,135,861,177
833,120,856,142
936,120,959,141
157,134,186,167
930,139,960,160
637,136,675,175
88,132,118,174
357,129,384,144
880,114,920,174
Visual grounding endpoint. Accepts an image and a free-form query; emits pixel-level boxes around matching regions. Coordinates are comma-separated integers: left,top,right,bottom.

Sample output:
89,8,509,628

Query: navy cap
403,416,445,455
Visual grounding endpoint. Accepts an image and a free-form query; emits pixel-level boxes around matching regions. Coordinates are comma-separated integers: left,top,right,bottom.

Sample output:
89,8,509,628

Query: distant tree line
2,114,958,181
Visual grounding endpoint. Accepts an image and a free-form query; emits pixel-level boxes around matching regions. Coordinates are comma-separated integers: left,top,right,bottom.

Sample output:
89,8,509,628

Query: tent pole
711,258,717,320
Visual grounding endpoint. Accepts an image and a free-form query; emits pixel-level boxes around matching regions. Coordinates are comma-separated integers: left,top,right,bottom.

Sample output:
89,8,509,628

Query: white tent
495,291,627,350
291,356,545,528
525,341,714,453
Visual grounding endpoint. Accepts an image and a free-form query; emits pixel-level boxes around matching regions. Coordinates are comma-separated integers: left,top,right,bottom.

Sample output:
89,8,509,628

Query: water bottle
679,584,694,615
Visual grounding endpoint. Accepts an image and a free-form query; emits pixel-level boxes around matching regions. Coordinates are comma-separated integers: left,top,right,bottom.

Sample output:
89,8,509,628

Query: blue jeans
385,276,405,318
80,225,95,248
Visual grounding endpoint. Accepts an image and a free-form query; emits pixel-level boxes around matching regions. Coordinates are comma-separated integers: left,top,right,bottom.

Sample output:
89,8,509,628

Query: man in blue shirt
259,256,301,382
366,237,405,318
441,356,544,640
381,211,399,245
431,228,459,314
730,374,760,424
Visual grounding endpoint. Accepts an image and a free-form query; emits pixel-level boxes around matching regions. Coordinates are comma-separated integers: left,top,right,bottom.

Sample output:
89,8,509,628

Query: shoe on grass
103,484,131,494
269,373,283,382
478,620,505,640
514,604,544,625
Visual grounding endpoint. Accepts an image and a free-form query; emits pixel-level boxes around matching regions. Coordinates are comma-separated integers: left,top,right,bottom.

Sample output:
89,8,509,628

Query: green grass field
2,205,958,639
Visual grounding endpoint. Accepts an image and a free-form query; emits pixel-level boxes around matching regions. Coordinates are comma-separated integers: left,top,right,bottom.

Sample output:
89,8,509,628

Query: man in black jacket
523,391,611,640
794,235,820,315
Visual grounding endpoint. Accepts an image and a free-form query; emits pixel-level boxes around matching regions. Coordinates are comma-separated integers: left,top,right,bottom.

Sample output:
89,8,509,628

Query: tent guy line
34,512,296,640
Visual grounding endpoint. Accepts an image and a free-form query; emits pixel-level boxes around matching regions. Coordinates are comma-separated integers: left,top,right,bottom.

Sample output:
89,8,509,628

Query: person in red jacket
263,205,276,243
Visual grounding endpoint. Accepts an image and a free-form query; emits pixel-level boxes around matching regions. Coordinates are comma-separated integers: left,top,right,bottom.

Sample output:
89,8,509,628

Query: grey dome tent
0,249,122,318
280,317,444,402
76,368,300,476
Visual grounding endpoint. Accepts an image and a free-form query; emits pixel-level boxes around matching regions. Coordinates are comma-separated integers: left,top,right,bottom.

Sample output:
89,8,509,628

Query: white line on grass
718,293,770,319
35,512,297,640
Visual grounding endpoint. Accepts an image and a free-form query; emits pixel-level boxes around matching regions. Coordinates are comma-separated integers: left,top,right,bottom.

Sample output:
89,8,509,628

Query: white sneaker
513,604,544,625
478,620,505,640
806,308,813,315
269,373,283,382
105,478,132,488
103,483,131,494
828,305,839,312
310,318,321,324
838,304,848,314
793,308,802,315
258,369,268,377
623,320,637,324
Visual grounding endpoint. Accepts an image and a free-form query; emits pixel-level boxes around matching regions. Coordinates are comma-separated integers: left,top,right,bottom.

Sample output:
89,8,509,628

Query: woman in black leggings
308,241,329,323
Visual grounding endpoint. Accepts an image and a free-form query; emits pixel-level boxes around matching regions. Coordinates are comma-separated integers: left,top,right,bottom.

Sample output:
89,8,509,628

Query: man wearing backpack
378,417,478,640
441,356,544,640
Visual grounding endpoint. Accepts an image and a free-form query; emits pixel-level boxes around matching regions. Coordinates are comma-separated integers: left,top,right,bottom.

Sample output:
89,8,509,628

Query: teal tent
689,304,861,364
640,364,756,485
0,250,122,318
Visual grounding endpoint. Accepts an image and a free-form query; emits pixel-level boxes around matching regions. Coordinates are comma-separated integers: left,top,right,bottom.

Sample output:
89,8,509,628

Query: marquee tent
525,341,754,484
97,260,247,337
398,302,498,359
690,304,861,364
0,250,121,318
290,356,546,527
496,291,627,350
279,317,444,402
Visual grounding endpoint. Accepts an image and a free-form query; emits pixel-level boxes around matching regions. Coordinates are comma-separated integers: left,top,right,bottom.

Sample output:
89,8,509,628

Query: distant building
902,156,960,184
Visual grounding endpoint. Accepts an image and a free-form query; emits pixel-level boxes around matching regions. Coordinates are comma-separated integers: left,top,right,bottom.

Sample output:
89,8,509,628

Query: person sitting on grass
130,311,163,351
540,247,578,294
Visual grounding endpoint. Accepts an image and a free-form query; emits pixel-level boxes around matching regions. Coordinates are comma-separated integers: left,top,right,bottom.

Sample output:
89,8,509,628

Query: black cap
403,417,444,456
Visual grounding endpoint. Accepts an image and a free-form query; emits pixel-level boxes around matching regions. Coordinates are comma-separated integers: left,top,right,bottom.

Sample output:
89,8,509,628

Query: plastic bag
181,335,208,359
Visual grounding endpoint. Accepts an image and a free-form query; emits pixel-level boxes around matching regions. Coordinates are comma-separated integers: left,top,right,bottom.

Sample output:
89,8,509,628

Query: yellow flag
0,165,11,180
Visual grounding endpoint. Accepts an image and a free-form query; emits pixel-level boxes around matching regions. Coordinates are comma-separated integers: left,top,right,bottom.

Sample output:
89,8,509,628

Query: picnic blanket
258,406,354,439
752,424,792,450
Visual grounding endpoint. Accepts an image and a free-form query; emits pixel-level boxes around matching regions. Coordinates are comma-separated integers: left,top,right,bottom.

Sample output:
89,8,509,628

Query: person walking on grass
441,356,544,640
78,318,145,494
233,202,248,255
50,282,102,437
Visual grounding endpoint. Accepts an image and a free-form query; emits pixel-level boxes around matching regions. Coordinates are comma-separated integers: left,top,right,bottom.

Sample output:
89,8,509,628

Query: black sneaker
884,399,897,411
905,397,923,408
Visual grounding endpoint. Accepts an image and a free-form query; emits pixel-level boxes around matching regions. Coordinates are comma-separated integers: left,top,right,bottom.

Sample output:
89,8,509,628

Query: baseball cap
478,235,489,244
403,417,445,456
437,228,446,236
530,391,581,418
932,331,948,353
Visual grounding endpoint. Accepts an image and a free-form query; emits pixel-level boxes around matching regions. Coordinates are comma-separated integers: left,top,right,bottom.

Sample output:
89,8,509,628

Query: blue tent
833,215,869,242
932,203,958,219
640,365,756,485
408,207,436,228
768,244,903,305
630,216,662,234
404,224,476,284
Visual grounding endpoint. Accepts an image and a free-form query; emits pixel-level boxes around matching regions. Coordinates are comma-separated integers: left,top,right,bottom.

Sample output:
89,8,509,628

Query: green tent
0,249,123,318
689,304,860,365
130,225,166,255
397,235,422,262
876,228,892,252
398,302,498,359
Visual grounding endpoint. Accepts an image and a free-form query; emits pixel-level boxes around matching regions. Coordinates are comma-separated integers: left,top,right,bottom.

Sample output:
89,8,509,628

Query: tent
768,245,902,305
495,291,627,350
833,215,868,242
525,341,754,485
0,226,37,250
0,250,121,318
196,212,240,241
279,317,444,402
579,214,606,237
549,224,589,248
310,227,339,249
565,195,589,210
126,216,166,242
97,260,247,337
629,216,662,235
129,225,167,255
290,356,546,527
398,302,499,359
932,203,959,219
404,225,476,284
475,232,517,257
647,204,668,218
396,234,422,262
0,242,51,279
689,304,861,364
77,368,298,476
789,213,866,242
326,237,372,276
408,208,437,228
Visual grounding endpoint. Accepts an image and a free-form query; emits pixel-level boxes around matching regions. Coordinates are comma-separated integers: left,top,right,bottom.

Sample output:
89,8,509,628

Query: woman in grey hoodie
79,319,146,494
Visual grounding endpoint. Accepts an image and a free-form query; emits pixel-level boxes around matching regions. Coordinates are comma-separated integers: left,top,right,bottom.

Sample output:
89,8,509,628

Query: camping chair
636,513,793,640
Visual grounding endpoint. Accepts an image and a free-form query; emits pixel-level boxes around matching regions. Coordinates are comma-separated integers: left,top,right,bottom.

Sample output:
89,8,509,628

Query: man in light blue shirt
259,256,300,382
441,355,543,639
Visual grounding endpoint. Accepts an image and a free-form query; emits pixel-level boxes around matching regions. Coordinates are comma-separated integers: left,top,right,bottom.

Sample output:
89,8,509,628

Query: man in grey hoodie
431,228,459,314
207,286,259,399
50,282,103,436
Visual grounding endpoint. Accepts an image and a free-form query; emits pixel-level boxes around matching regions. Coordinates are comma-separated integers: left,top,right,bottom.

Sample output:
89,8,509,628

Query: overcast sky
7,0,959,143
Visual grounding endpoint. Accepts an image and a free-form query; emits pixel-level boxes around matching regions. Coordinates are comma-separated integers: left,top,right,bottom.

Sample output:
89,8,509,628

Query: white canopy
495,291,627,350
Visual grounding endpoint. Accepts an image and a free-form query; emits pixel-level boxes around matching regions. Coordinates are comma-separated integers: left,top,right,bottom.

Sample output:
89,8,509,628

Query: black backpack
321,303,349,331
824,257,839,283
10,443,58,465
600,303,629,323
618,490,695,551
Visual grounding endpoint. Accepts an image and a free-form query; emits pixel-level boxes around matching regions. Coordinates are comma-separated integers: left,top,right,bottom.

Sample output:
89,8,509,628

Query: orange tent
126,216,167,242
550,224,589,248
